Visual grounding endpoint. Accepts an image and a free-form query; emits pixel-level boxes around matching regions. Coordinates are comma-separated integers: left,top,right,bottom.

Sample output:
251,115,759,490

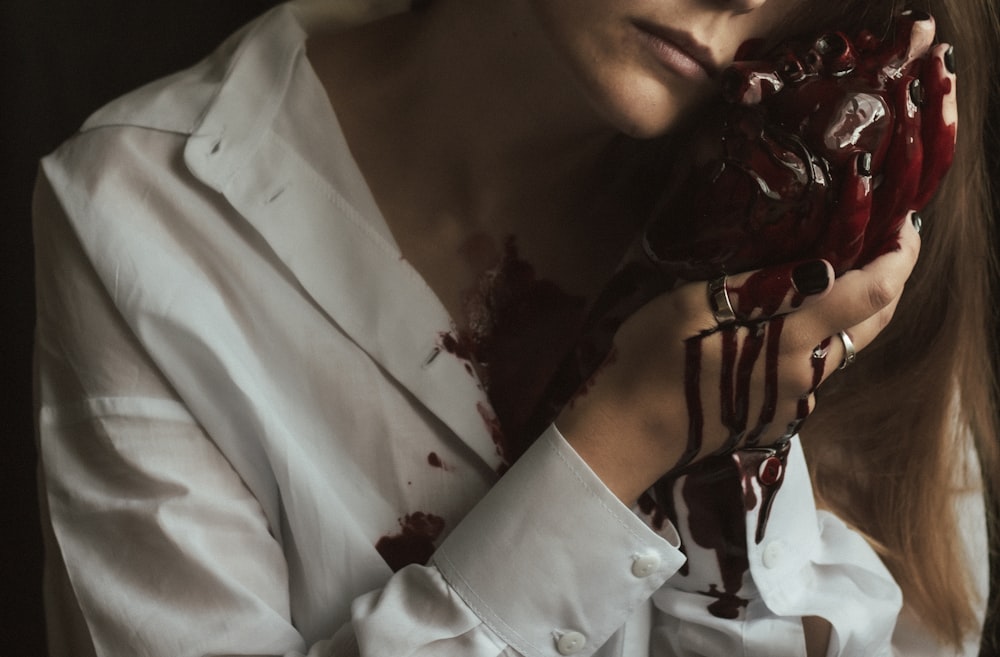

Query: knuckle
866,274,897,310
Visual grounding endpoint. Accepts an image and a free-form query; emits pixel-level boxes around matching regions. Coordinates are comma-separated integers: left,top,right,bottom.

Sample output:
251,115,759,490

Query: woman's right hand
555,216,922,506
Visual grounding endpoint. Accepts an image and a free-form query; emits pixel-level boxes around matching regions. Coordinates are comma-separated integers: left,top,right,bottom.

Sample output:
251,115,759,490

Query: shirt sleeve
33,165,686,657
646,435,988,657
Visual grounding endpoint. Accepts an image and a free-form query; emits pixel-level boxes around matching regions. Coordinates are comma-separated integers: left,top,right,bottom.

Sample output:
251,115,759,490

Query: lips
633,20,719,79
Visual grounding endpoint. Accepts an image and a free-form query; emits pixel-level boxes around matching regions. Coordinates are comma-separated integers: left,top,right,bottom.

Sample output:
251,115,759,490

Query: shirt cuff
432,424,685,657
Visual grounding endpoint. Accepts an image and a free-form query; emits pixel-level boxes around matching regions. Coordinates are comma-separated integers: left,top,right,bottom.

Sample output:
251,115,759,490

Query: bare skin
307,0,956,652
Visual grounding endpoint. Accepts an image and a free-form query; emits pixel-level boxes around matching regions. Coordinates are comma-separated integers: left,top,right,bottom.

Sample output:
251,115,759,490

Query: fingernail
909,79,925,106
911,212,923,234
792,260,831,295
901,9,932,21
944,46,956,74
815,32,849,57
857,151,873,177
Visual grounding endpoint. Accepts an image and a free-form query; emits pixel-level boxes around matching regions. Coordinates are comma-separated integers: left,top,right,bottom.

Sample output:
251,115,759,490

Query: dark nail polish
912,212,923,234
857,151,873,177
944,46,956,74
909,79,925,106
901,9,932,21
815,32,849,57
792,260,830,295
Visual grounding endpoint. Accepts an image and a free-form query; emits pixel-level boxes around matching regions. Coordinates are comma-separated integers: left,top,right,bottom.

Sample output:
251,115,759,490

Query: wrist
556,397,681,506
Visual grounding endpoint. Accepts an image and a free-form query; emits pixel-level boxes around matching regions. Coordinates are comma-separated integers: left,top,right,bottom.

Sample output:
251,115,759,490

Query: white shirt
32,3,988,656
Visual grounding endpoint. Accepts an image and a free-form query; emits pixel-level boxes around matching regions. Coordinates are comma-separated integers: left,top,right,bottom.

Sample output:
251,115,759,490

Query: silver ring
708,275,737,325
837,331,856,370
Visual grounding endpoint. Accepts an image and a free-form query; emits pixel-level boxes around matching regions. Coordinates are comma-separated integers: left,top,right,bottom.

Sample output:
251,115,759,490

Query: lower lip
635,26,711,81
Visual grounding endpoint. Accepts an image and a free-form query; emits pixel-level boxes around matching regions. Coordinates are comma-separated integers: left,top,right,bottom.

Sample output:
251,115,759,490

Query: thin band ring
837,330,856,370
708,276,737,325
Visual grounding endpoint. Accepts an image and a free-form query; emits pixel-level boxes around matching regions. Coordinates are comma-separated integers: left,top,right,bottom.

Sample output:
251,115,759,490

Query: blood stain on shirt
427,452,450,470
441,236,588,470
375,512,446,572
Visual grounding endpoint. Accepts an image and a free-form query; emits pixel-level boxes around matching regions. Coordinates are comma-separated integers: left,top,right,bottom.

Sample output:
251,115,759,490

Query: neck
310,0,625,229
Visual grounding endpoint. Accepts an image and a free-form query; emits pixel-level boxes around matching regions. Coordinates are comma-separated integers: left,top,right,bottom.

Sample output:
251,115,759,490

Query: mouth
632,20,719,80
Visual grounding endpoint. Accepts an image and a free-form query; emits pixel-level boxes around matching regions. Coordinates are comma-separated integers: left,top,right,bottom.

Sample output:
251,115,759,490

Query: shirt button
631,554,661,578
758,456,784,486
556,631,587,655
762,540,786,569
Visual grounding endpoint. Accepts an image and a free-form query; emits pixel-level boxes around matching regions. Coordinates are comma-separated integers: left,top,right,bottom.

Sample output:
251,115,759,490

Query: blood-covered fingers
890,10,936,74
913,42,958,210
823,151,874,271
678,260,835,333
870,71,924,231
805,215,920,337
792,215,919,389
725,260,835,322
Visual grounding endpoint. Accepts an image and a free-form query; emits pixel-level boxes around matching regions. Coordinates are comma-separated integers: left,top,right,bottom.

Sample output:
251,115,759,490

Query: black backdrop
2,2,997,655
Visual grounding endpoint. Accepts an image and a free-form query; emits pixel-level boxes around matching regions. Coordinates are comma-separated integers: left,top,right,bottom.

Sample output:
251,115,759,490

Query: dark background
2,1,997,655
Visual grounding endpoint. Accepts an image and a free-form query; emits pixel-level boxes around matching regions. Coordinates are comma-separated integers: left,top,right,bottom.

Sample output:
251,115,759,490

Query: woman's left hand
557,213,921,506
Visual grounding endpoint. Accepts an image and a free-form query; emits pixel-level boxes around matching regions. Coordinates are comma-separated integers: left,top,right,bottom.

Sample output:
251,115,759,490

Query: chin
594,75,713,139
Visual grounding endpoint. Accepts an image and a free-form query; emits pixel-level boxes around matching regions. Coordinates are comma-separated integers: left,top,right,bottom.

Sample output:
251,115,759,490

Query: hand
641,11,956,279
557,218,921,505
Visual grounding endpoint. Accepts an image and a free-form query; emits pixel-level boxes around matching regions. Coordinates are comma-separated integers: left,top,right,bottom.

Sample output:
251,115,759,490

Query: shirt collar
182,4,505,472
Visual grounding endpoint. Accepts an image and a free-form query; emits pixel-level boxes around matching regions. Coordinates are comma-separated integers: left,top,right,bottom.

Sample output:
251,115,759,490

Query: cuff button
556,631,587,655
631,554,661,578
762,540,786,569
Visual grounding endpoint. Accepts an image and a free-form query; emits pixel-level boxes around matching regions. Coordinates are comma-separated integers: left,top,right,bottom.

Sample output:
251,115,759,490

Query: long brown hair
796,0,1000,648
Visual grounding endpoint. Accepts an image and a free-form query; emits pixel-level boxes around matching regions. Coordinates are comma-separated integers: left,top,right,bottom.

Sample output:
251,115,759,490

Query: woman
32,0,997,655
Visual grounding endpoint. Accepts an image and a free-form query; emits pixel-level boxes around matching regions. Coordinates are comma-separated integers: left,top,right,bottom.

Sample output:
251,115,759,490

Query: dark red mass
643,11,955,279
375,512,446,573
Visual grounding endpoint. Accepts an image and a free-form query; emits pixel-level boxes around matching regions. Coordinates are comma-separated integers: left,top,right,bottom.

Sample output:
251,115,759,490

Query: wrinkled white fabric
33,3,988,657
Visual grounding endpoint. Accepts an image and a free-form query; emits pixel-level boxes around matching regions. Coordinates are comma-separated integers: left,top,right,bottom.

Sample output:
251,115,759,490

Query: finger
866,71,924,261
913,43,958,210
819,151,874,272
681,259,834,332
728,259,835,320
818,291,902,376
794,214,920,342
884,11,936,76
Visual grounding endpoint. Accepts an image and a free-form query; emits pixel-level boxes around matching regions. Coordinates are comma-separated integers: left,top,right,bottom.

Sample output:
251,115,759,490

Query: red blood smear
736,444,791,544
375,512,446,572
745,318,783,446
444,238,588,468
913,72,955,209
675,337,704,474
680,454,751,619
